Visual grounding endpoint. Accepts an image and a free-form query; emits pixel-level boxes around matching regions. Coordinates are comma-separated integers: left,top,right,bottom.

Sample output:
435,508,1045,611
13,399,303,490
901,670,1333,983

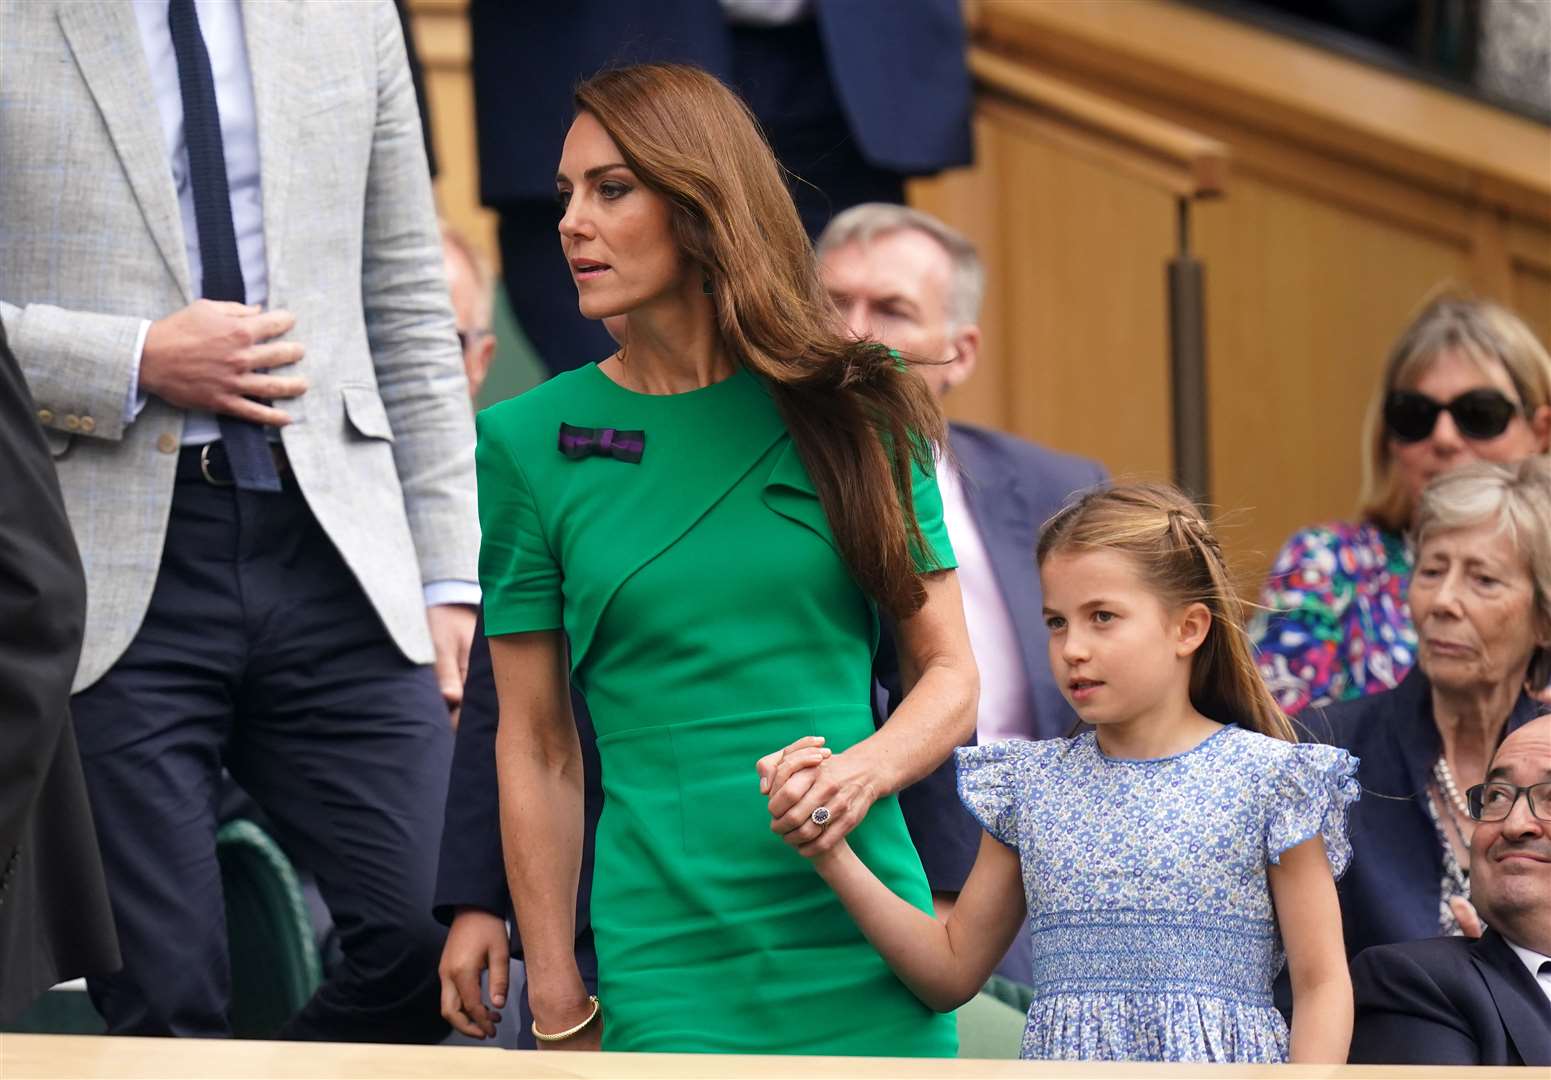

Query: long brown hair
574,64,947,618
1037,483,1297,742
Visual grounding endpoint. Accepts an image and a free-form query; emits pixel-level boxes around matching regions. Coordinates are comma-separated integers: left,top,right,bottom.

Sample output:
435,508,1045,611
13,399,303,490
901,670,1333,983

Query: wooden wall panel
913,109,1175,483
956,0,1551,592
1514,267,1551,353
407,0,497,266
1195,174,1471,577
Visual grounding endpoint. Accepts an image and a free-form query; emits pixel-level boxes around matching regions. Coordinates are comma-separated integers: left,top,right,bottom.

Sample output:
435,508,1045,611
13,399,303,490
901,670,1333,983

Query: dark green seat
981,972,1036,1014
955,988,1026,1059
217,818,321,1038
2,983,105,1035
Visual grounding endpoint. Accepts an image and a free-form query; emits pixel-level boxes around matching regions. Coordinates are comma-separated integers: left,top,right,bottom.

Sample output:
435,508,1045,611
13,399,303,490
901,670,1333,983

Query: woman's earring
702,275,714,295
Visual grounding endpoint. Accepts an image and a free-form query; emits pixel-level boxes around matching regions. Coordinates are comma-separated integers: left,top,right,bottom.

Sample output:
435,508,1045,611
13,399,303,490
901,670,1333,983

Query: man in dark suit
468,0,972,376
818,203,1108,749
0,319,120,1023
1349,715,1551,1066
817,204,1106,981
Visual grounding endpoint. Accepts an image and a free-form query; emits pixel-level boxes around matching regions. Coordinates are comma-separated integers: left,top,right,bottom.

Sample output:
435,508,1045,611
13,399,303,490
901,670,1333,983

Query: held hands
755,735,880,858
139,300,306,425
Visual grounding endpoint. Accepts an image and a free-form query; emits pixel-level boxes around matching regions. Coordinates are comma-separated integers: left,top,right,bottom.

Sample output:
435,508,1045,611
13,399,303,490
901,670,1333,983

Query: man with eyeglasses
442,224,498,405
1349,715,1551,1066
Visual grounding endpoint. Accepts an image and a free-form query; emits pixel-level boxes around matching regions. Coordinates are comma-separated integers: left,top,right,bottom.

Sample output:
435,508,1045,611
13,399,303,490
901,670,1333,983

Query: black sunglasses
1383,388,1522,443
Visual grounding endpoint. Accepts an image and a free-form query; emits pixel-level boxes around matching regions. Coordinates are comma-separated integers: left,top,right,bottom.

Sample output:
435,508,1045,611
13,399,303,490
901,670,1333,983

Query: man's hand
438,907,510,1039
1448,895,1485,939
427,604,476,729
139,300,306,425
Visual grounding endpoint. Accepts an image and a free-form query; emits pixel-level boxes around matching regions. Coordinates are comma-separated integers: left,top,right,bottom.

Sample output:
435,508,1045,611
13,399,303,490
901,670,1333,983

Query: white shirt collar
1504,937,1551,1006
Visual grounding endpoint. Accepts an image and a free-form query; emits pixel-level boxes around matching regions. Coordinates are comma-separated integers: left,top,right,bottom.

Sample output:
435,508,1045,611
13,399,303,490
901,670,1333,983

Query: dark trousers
499,20,904,377
71,456,453,1042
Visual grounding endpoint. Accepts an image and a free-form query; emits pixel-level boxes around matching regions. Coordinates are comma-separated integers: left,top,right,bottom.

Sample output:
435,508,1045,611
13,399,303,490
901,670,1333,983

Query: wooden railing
968,49,1228,200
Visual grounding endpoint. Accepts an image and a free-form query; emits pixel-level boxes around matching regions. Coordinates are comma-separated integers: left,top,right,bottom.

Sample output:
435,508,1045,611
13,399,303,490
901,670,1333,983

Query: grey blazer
0,1,479,691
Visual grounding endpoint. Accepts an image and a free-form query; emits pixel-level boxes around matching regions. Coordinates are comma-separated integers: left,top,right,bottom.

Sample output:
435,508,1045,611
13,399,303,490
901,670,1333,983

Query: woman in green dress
477,63,978,1055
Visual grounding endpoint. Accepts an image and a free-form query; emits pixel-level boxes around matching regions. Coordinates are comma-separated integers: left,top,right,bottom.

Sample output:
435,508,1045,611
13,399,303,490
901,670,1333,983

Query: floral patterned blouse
956,727,1359,1062
1251,522,1417,716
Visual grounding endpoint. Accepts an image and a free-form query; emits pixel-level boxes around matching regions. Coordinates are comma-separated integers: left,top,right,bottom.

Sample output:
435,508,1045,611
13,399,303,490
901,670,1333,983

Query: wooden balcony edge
970,48,1229,200
969,0,1551,226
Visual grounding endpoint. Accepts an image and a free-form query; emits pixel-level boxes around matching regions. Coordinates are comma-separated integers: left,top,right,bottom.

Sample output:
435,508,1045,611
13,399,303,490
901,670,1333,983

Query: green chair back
980,972,1036,1014
217,818,322,1038
955,988,1026,1059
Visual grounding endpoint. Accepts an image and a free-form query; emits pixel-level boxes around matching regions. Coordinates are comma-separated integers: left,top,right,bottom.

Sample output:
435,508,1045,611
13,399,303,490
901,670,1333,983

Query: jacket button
157,433,178,454
79,416,97,434
64,414,81,431
36,408,54,425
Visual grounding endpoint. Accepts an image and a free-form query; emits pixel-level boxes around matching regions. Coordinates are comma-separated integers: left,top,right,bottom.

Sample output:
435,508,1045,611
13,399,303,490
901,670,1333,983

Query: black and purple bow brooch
558,423,645,464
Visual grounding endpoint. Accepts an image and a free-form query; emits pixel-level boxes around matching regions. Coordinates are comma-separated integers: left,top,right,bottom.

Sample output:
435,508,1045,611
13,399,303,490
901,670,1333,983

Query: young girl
762,482,1360,1062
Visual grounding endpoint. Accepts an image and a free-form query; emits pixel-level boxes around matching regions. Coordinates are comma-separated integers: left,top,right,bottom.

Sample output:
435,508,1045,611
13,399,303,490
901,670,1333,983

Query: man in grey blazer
0,0,477,1041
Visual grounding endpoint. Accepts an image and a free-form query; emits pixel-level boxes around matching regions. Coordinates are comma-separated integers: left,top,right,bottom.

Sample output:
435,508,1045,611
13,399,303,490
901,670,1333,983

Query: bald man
1350,715,1551,1066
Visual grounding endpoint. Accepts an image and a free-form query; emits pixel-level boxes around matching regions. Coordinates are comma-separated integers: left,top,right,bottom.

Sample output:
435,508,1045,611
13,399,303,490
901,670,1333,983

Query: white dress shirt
130,0,474,608
130,0,264,447
1506,938,1551,1007
935,456,1036,742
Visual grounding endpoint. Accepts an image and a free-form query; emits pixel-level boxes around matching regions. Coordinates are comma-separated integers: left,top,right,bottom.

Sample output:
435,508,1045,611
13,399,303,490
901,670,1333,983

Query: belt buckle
198,442,235,487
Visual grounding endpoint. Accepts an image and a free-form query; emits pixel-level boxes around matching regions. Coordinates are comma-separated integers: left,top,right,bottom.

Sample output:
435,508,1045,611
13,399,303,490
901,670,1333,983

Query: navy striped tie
167,0,281,492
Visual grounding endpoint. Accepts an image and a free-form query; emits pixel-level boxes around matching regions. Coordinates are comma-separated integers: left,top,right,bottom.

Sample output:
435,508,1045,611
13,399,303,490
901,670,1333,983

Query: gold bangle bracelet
531,995,601,1043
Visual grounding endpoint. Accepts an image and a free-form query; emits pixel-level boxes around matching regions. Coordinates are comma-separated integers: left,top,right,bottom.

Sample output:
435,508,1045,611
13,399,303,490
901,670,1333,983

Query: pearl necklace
1433,755,1473,819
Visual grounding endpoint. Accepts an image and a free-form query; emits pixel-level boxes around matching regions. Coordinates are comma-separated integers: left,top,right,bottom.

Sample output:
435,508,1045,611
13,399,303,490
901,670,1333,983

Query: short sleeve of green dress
476,364,958,1057
474,416,562,635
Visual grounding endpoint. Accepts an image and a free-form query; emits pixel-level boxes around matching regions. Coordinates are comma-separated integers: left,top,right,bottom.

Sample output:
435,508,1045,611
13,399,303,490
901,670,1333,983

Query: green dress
475,363,958,1056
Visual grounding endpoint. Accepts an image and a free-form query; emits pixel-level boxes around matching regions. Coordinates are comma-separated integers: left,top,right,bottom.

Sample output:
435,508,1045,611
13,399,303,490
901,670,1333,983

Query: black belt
176,440,289,486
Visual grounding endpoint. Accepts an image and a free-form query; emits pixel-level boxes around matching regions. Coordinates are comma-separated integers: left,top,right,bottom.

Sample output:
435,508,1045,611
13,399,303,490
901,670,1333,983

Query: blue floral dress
957,726,1359,1062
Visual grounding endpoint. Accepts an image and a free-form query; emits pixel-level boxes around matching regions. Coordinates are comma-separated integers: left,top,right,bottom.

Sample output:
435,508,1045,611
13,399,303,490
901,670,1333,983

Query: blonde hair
1413,456,1551,688
1358,293,1551,532
1037,483,1296,742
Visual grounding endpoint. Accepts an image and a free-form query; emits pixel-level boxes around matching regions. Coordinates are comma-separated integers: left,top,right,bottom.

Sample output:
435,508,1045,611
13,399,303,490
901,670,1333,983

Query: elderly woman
1254,296,1551,714
1309,457,1551,957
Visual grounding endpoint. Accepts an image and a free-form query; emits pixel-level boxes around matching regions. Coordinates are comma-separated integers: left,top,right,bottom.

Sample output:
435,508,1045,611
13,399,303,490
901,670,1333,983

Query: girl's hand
756,738,831,794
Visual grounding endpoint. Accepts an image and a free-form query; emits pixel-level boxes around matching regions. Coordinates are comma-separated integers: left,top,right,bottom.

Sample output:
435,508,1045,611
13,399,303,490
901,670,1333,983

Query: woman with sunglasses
1253,295,1551,716
1303,458,1551,956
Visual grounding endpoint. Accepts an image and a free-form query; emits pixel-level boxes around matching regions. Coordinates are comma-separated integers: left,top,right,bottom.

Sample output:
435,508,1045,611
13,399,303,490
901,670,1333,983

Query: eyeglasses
1384,388,1522,443
1465,781,1551,822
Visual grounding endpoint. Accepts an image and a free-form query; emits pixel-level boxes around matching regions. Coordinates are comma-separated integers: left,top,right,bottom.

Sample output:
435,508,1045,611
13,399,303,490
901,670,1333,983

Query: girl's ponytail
1039,484,1295,742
